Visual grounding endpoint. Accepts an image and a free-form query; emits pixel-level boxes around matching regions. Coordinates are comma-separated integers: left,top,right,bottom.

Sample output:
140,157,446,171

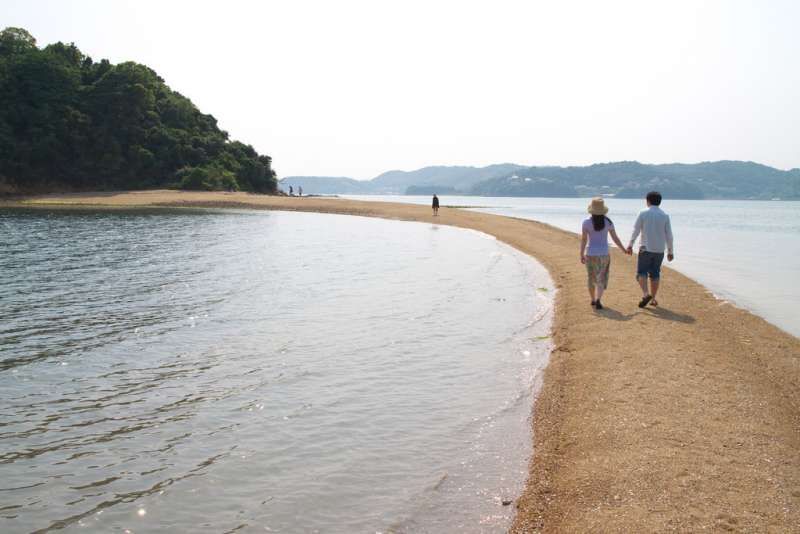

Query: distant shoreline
5,190,800,531
280,160,800,200
5,189,800,202
343,193,799,201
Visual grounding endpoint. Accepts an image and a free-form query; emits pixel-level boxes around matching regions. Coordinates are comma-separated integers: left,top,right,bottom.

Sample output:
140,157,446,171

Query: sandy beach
6,190,800,532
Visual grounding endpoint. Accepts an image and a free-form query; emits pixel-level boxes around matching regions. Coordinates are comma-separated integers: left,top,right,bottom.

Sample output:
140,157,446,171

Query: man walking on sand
627,191,674,308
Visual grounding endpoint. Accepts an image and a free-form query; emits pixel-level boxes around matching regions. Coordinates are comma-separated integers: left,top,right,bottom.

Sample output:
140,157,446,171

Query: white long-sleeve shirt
628,206,674,254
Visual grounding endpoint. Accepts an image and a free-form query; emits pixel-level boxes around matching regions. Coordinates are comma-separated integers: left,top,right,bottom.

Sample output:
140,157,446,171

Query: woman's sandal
650,299,659,307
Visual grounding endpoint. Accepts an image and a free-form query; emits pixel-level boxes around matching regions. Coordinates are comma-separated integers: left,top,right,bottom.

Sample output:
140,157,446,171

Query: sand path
8,190,800,532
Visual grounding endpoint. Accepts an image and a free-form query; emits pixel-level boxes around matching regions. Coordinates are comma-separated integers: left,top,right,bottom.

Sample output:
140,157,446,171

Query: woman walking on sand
580,198,630,309
432,194,440,216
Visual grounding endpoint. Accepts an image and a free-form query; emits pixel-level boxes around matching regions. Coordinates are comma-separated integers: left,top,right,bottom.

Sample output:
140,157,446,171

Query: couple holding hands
580,191,674,310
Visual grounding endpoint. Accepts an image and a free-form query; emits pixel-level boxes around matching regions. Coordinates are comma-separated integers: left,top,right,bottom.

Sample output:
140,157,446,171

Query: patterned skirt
585,255,611,290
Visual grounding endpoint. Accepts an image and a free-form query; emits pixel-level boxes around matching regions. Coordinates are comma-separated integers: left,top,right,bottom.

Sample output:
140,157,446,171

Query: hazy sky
5,0,799,178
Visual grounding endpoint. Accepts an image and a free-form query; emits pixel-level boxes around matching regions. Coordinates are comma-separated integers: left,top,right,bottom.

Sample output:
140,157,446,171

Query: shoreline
5,190,800,531
340,194,800,339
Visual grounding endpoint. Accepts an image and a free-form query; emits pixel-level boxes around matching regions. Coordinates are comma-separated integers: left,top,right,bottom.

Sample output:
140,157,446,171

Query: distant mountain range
282,164,523,195
281,161,800,200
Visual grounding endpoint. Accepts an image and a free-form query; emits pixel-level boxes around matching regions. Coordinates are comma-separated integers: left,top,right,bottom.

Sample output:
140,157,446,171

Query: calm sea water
345,195,800,337
0,208,553,533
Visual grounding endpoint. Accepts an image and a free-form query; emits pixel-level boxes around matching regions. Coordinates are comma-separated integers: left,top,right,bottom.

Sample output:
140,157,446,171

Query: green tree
0,27,277,194
0,27,37,57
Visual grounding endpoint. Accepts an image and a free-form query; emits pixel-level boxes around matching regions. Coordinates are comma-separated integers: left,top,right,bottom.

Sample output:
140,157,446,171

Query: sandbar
5,190,800,532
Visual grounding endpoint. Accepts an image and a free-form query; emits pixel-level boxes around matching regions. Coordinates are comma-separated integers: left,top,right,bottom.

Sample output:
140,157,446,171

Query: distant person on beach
581,198,630,310
627,191,674,308
289,186,293,196
298,186,303,196
432,194,440,216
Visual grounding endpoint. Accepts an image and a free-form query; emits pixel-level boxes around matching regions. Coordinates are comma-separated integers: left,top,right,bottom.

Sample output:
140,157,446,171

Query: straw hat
587,197,608,215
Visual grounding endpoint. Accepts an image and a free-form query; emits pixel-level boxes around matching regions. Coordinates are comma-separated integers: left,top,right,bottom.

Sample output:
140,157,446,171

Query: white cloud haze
5,0,799,178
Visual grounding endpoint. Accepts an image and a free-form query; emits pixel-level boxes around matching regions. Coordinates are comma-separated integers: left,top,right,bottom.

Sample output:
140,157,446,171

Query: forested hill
472,161,800,199
0,27,276,195
283,161,800,200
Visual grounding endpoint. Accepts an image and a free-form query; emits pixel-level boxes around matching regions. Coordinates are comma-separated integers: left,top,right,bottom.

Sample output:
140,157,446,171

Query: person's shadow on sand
594,306,695,324
643,306,696,324
594,307,635,321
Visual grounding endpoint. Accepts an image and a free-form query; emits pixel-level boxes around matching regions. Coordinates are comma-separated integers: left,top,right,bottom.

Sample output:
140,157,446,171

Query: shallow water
0,208,552,533
346,195,800,337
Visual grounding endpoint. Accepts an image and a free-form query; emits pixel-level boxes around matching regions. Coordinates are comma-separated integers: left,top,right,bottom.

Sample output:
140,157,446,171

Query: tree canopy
0,27,276,194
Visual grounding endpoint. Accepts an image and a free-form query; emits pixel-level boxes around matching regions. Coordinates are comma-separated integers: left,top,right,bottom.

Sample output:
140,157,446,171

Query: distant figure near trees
432,194,440,216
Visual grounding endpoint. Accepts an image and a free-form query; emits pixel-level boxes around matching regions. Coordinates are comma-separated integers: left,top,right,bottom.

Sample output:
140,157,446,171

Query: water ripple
0,208,552,533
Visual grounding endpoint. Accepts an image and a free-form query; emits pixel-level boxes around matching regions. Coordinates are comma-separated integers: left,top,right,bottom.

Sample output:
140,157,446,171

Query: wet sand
7,190,800,532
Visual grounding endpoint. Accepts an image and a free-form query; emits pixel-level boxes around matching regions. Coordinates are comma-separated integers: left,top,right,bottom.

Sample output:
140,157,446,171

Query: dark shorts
637,250,664,280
